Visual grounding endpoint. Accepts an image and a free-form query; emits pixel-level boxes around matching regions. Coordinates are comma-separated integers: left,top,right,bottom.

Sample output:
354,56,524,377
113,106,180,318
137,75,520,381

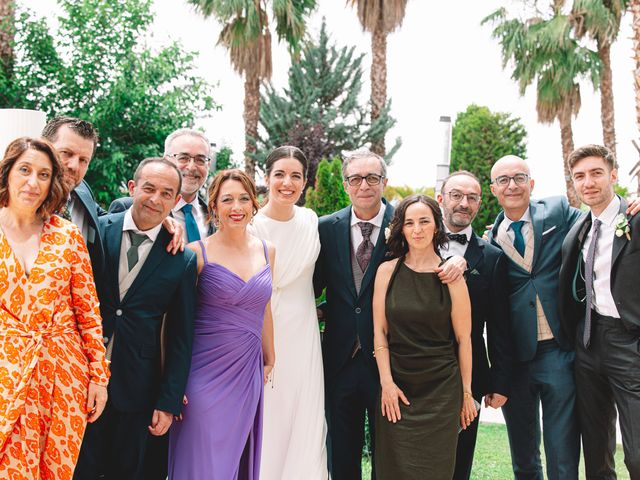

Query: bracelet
463,391,473,399
373,345,388,356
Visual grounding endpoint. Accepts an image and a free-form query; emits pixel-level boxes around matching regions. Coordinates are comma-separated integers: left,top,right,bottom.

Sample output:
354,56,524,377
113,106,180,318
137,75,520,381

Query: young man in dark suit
74,158,197,480
314,149,466,479
559,144,640,478
437,171,513,480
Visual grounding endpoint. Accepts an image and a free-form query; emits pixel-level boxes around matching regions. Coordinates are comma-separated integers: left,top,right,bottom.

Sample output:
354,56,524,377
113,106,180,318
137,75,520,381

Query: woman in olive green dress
372,194,477,479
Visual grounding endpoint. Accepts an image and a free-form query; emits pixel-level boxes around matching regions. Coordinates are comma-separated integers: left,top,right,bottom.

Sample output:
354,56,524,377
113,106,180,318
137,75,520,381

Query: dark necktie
447,233,467,245
182,204,201,243
127,231,148,271
60,195,73,221
356,222,374,272
583,218,602,348
510,220,526,257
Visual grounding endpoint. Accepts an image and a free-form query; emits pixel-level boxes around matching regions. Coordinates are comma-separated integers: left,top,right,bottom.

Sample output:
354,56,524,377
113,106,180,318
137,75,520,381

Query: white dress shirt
582,195,621,319
350,203,386,254
118,210,162,286
441,225,473,258
172,197,209,241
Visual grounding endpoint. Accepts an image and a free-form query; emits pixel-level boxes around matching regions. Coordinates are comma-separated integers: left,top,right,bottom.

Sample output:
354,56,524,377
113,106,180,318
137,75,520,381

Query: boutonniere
614,213,631,240
384,222,394,242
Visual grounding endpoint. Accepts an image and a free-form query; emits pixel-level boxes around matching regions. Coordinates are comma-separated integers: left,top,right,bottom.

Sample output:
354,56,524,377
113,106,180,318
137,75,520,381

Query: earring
213,212,220,229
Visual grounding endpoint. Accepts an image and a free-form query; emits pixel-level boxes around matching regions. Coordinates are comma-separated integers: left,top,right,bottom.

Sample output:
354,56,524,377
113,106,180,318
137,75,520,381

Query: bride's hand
264,364,274,385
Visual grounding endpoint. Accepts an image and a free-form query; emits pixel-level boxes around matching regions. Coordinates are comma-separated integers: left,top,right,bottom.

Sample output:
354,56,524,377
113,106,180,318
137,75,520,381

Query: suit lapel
464,234,484,274
333,207,357,299
612,197,629,268
529,201,544,268
74,181,99,229
358,203,393,299
122,227,170,303
104,215,124,299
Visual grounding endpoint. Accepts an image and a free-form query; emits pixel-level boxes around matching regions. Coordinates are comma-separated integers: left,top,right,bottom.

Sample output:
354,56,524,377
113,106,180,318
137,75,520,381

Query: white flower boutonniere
384,226,392,242
614,213,631,240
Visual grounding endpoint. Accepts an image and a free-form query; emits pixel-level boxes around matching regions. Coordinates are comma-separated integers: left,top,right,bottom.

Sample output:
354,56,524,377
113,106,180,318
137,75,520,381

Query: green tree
0,0,14,95
348,0,407,155
484,3,601,207
572,0,629,158
305,157,350,216
214,145,236,172
258,20,400,196
187,0,316,179
1,0,216,206
450,104,528,232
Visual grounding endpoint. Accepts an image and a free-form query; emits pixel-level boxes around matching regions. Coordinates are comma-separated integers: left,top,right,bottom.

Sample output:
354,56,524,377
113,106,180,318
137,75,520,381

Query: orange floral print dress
0,215,110,480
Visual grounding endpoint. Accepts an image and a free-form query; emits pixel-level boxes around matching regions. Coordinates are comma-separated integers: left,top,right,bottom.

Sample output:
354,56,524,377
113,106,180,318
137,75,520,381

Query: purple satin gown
168,240,272,479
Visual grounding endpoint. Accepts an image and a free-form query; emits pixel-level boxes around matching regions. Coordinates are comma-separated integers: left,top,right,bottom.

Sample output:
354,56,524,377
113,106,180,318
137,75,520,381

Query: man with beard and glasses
437,171,513,480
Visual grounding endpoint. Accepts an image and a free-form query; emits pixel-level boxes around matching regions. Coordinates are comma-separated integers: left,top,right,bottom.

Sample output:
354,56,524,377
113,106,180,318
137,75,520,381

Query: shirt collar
503,207,532,231
445,224,473,241
591,195,620,227
174,196,200,212
123,209,162,242
350,202,386,228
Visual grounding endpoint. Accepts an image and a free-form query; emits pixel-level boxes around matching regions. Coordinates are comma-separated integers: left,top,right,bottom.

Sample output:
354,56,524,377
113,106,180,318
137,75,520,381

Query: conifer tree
305,158,350,217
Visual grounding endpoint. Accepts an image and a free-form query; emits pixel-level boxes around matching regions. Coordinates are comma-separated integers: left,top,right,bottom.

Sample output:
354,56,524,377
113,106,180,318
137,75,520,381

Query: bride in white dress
252,146,328,480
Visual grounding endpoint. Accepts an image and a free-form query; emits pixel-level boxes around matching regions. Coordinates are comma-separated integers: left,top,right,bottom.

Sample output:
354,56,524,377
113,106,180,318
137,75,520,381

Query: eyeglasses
345,173,385,187
492,173,529,187
167,152,210,167
446,190,481,204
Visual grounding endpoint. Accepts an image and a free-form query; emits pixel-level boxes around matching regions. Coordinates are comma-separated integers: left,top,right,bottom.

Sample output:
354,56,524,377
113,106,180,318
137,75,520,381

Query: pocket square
469,269,480,275
542,226,557,236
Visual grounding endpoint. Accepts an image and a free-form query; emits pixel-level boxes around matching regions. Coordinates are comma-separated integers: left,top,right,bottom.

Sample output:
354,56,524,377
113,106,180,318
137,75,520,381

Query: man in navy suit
74,158,197,479
109,128,214,241
437,171,512,480
559,145,640,478
314,149,466,479
488,155,583,479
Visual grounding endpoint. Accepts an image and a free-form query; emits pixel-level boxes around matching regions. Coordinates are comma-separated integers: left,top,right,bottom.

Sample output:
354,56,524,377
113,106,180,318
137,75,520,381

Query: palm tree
631,0,640,193
188,0,316,178
0,0,14,81
483,3,601,207
572,0,628,159
348,0,407,156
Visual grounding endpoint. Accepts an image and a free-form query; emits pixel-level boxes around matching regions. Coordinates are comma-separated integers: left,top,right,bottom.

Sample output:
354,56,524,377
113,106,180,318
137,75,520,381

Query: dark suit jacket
97,212,197,416
108,195,214,236
559,196,640,343
313,202,394,384
464,233,513,397
74,180,106,275
489,196,583,361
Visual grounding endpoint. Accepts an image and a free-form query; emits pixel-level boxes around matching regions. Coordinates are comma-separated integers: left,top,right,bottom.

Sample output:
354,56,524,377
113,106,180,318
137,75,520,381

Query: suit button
355,307,362,314
529,302,535,308
103,336,109,344
115,309,123,316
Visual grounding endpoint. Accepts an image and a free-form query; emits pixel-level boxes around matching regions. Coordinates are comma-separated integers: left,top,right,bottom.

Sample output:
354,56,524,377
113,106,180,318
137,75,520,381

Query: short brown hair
0,137,69,219
42,116,99,154
207,169,260,223
133,157,182,196
568,144,617,171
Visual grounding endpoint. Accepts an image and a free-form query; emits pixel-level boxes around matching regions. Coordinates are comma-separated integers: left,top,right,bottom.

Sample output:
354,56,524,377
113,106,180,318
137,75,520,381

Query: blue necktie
510,220,526,257
583,219,602,348
182,204,201,242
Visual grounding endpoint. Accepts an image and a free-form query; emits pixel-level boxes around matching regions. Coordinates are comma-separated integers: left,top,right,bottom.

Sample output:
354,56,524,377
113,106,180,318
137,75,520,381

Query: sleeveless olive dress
375,260,462,479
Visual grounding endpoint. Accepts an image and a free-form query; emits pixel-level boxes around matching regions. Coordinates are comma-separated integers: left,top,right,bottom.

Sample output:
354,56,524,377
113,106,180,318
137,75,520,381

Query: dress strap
197,240,209,264
261,239,269,265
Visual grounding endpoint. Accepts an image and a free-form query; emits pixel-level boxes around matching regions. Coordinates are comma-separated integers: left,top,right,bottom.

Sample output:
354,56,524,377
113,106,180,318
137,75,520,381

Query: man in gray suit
559,144,640,479
488,155,583,480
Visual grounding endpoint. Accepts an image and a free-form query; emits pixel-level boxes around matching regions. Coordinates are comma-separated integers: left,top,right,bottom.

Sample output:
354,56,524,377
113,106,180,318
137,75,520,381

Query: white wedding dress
252,206,328,480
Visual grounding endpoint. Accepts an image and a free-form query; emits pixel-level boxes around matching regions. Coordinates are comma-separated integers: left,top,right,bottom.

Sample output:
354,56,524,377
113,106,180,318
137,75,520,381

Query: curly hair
0,137,69,220
386,194,448,259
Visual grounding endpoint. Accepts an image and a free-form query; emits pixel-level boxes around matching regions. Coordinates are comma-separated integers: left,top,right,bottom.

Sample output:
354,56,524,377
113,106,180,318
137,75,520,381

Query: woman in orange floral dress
0,137,109,479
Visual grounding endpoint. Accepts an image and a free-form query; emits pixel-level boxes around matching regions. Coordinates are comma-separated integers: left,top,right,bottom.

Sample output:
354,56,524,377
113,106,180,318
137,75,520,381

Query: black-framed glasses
492,173,529,187
345,173,385,187
167,152,210,167
446,190,481,204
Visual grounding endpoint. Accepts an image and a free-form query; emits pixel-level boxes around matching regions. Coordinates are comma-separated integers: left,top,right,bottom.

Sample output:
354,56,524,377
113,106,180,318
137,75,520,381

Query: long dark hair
386,194,448,258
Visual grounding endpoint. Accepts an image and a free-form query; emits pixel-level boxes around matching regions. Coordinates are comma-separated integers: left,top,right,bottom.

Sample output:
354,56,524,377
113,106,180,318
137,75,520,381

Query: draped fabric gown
0,216,110,480
252,206,328,480
168,239,272,480
375,260,462,480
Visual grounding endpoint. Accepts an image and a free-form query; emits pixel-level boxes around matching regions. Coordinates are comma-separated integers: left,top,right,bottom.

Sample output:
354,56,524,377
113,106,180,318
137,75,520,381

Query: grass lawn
362,422,631,479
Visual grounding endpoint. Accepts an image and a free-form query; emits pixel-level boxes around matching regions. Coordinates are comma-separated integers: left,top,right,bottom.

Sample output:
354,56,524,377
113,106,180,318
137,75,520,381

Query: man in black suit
559,144,640,479
437,171,513,480
109,128,214,240
74,158,197,480
314,149,466,479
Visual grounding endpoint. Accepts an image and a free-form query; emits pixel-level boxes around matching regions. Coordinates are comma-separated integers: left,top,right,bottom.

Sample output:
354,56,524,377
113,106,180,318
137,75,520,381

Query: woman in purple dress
168,169,275,479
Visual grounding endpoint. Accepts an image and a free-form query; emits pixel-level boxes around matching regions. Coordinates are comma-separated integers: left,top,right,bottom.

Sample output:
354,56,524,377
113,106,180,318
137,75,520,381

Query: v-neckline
0,219,49,282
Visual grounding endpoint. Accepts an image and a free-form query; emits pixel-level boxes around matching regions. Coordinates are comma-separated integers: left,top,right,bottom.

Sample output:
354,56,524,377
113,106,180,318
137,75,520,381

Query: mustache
453,207,472,214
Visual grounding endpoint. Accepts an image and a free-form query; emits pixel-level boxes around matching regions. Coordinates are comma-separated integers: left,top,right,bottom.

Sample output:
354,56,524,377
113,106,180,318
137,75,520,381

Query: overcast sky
28,0,640,197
